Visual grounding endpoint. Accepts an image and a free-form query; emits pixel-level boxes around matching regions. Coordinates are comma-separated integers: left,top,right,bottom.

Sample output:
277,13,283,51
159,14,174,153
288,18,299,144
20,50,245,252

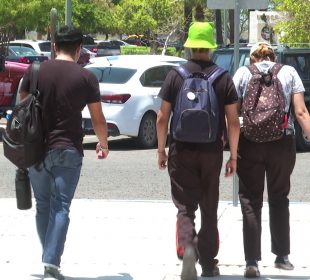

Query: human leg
265,136,296,268
168,147,202,280
198,151,222,276
29,163,53,247
238,135,266,262
31,148,82,268
168,148,201,259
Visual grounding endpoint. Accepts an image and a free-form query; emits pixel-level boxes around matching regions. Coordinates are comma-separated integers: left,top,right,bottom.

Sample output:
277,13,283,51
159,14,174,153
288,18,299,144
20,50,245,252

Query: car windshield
87,67,137,84
38,42,51,52
10,46,38,56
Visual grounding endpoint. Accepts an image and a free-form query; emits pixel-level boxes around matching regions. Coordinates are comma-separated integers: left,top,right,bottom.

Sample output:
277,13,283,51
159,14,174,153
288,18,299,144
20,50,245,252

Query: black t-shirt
21,59,100,155
159,59,238,152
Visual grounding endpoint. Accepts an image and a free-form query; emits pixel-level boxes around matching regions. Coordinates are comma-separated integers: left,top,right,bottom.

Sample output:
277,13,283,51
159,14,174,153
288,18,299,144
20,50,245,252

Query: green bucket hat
184,22,217,49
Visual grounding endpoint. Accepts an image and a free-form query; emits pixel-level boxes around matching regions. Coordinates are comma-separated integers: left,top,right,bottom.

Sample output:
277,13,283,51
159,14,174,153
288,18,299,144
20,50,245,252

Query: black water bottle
15,168,32,210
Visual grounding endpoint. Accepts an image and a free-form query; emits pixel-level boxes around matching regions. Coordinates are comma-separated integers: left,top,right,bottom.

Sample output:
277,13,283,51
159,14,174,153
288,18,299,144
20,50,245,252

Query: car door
283,53,310,102
140,65,174,105
0,63,14,107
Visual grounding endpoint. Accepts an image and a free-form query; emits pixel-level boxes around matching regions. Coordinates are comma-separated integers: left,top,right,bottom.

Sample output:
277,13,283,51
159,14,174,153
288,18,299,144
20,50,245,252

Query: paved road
0,135,309,202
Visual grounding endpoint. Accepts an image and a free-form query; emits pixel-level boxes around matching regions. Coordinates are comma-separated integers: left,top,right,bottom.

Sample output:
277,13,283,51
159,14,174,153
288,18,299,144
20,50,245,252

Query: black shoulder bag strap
29,61,40,97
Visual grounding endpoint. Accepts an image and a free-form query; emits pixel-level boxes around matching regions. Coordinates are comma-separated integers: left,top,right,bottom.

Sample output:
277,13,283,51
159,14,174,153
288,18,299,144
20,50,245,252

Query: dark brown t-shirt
159,59,238,152
21,60,100,155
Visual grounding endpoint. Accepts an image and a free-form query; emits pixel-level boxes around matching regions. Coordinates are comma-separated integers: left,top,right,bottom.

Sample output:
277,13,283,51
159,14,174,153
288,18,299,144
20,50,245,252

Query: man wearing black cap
20,26,109,280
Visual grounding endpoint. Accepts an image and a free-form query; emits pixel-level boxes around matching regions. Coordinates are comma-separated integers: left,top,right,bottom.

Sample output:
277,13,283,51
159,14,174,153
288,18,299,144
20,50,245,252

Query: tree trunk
183,1,193,59
184,2,192,40
194,4,204,21
215,10,223,46
229,10,234,44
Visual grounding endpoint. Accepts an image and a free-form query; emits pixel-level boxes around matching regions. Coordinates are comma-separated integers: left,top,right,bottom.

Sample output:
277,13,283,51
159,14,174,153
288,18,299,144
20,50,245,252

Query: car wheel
136,112,157,149
295,121,310,152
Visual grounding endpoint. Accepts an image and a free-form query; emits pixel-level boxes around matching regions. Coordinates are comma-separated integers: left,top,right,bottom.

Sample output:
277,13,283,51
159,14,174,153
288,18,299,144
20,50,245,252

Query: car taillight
91,47,97,53
101,94,131,104
18,57,31,64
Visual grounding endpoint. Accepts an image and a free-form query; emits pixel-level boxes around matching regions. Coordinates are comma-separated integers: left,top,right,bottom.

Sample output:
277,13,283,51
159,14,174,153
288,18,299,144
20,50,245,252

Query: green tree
272,0,310,44
0,0,114,38
0,0,65,38
71,0,114,34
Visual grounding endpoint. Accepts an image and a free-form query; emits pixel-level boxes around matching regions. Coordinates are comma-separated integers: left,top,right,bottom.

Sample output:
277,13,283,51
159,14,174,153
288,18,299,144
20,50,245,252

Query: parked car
77,47,96,66
0,60,28,117
9,40,51,59
82,55,187,148
5,46,48,64
82,35,98,53
212,45,310,151
96,40,133,57
123,35,147,46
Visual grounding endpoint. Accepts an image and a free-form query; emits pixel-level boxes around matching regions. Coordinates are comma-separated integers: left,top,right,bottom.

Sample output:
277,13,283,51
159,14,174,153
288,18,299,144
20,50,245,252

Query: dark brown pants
237,134,296,261
168,143,223,269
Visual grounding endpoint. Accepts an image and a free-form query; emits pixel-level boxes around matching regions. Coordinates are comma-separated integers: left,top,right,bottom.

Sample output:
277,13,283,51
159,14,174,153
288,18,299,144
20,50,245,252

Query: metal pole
65,0,72,28
233,0,240,74
223,10,227,46
50,8,58,60
232,0,240,207
233,172,239,206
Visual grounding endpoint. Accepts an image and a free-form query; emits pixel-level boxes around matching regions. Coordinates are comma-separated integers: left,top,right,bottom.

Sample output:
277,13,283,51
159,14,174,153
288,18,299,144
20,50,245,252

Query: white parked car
82,55,186,148
9,40,51,59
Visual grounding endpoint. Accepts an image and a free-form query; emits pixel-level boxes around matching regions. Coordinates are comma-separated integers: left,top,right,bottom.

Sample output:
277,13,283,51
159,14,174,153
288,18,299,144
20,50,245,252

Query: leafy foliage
0,0,215,42
273,0,310,44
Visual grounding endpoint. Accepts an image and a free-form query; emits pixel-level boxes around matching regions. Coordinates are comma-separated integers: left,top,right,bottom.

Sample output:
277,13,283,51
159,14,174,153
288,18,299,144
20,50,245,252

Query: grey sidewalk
1,199,309,280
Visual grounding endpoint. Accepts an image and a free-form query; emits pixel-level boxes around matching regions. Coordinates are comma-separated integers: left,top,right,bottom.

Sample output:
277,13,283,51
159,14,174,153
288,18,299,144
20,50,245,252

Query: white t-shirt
233,61,305,130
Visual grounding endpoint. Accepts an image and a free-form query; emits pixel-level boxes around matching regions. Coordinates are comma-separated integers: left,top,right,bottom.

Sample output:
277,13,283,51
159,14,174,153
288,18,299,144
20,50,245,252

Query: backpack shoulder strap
173,65,190,80
29,61,40,96
270,63,283,76
247,64,260,75
207,66,227,84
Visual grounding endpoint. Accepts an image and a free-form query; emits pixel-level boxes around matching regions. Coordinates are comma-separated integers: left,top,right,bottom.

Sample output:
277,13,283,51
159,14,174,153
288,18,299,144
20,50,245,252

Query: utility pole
223,10,228,46
50,8,58,60
207,0,269,206
233,0,240,74
65,0,72,28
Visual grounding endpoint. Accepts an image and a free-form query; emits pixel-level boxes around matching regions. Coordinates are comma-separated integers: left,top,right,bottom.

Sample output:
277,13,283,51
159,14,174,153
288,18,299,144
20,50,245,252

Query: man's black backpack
171,65,226,143
2,61,45,168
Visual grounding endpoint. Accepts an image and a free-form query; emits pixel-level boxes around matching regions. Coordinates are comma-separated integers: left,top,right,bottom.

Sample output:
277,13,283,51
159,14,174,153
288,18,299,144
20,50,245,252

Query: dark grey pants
237,134,296,261
168,142,223,269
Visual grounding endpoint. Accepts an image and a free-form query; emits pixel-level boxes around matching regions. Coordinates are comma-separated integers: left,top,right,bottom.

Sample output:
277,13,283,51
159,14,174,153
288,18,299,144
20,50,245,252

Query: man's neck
55,53,75,62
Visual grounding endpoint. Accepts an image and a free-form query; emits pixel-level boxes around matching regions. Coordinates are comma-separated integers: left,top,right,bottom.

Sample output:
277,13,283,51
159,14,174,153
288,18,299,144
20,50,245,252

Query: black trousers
168,142,223,269
237,134,296,261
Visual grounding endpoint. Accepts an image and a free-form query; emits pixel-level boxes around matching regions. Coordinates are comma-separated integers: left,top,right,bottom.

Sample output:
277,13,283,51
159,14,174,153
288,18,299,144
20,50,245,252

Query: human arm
19,66,32,101
87,102,109,159
224,103,240,177
156,100,171,170
292,93,310,139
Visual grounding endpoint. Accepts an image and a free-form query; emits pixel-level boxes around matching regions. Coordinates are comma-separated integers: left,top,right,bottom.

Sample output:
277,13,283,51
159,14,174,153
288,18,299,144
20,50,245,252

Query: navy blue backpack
171,65,226,143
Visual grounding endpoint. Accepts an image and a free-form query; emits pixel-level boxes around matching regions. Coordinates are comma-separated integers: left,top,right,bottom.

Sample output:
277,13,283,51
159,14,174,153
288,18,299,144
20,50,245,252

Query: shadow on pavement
32,273,133,280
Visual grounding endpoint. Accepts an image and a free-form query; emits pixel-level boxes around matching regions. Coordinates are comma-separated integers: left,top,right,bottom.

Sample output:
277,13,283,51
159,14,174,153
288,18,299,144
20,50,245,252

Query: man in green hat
157,22,240,279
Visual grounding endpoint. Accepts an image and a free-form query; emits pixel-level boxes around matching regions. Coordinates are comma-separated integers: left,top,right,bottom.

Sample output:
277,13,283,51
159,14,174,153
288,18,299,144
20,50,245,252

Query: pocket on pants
50,148,82,169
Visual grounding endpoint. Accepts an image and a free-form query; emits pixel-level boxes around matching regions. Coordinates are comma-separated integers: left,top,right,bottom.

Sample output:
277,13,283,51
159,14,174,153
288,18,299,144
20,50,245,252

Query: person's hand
96,142,109,159
157,150,168,170
225,158,237,177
